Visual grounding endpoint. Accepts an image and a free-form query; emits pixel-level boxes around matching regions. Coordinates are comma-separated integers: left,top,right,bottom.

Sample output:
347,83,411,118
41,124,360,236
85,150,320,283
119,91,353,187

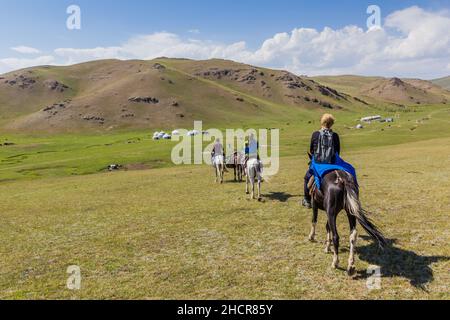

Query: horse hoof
347,266,356,276
324,247,331,254
308,235,315,242
332,260,339,269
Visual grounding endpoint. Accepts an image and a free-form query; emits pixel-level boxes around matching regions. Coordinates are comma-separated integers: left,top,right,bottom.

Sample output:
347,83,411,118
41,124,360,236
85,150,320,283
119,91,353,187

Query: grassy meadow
0,104,449,299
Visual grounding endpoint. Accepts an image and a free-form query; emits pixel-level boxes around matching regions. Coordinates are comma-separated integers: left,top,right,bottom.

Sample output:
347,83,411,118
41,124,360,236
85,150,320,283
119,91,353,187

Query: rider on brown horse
303,114,341,209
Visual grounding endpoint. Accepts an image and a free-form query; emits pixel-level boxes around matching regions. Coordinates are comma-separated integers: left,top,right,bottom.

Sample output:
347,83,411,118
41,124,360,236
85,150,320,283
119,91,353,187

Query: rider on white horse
245,134,263,199
211,138,225,164
211,138,226,183
246,134,262,174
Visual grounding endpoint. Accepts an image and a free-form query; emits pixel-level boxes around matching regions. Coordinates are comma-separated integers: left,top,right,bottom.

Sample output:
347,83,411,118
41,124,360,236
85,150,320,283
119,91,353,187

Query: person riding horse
302,114,341,209
211,138,225,160
245,134,262,171
211,138,227,183
303,114,386,274
211,138,227,173
244,134,263,200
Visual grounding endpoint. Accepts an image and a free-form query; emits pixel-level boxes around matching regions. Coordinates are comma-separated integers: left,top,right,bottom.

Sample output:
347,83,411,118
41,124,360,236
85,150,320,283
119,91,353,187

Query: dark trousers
304,169,314,201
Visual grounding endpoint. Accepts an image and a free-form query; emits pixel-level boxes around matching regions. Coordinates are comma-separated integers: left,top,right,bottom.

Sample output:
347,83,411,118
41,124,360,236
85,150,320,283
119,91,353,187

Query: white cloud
11,46,41,54
188,29,200,34
0,56,55,74
384,6,450,59
54,47,124,65
54,32,249,63
1,6,450,79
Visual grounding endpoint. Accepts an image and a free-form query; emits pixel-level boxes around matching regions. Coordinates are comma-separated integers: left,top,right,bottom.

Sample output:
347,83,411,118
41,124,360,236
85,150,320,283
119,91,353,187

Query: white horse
245,158,263,200
212,155,225,184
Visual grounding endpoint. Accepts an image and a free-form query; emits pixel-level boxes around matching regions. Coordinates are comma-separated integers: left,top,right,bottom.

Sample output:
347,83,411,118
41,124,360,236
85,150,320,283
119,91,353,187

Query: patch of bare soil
123,163,152,171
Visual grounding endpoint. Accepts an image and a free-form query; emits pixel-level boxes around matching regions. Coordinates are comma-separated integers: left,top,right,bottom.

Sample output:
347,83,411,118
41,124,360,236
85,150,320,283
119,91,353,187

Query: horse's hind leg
327,213,340,269
309,205,318,242
324,222,332,253
251,179,255,200
257,178,261,201
346,214,358,276
245,169,250,194
250,170,256,199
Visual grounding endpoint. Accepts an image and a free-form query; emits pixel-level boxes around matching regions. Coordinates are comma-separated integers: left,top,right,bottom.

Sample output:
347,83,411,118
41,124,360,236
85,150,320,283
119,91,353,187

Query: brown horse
308,164,386,275
227,152,244,182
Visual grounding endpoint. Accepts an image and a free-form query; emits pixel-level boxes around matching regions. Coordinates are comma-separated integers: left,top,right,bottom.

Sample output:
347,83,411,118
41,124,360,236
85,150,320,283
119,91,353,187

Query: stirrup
302,198,312,209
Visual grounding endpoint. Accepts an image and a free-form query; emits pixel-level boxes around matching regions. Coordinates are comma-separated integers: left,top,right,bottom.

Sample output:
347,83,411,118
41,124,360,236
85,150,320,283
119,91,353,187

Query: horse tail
341,172,387,249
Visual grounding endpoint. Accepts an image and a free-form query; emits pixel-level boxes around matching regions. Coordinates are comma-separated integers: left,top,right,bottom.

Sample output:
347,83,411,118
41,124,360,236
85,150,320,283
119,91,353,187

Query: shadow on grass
355,237,450,290
264,192,299,202
226,179,245,184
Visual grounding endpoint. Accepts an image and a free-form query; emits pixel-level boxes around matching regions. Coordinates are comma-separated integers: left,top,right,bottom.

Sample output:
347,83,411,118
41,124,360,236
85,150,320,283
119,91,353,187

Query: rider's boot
302,197,312,209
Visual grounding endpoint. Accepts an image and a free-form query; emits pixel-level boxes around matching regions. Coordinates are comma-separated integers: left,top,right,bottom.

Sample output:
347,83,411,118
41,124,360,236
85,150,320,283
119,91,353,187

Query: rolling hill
361,77,448,105
0,58,364,133
1,58,449,133
432,76,450,90
312,75,450,106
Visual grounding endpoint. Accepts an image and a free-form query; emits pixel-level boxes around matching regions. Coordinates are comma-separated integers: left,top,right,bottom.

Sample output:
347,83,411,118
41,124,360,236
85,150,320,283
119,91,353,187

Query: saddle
308,176,317,197
308,175,324,203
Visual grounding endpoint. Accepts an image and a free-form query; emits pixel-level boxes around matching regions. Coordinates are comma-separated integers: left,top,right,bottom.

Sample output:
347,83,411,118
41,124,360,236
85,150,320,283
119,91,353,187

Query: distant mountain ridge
432,76,450,90
312,75,450,106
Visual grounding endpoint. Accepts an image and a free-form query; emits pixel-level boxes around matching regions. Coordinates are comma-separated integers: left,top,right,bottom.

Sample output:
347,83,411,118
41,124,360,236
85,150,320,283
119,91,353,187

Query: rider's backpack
314,129,335,164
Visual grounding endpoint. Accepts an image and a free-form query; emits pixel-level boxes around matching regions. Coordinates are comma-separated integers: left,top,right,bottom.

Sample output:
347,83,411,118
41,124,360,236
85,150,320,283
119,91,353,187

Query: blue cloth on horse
310,154,358,189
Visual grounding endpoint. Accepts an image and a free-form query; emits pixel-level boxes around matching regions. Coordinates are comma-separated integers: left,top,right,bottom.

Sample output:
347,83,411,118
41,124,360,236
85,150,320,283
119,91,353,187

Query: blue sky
1,0,450,78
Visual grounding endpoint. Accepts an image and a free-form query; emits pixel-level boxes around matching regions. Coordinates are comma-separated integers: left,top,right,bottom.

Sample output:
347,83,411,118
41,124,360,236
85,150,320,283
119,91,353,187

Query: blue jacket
310,154,358,189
